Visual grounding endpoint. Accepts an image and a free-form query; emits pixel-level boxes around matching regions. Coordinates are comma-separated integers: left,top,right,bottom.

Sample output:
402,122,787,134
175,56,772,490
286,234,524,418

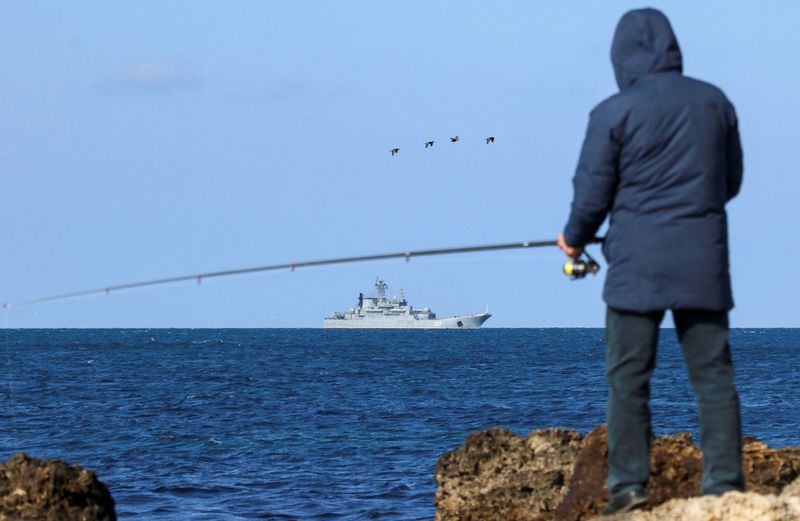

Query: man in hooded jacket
558,8,744,515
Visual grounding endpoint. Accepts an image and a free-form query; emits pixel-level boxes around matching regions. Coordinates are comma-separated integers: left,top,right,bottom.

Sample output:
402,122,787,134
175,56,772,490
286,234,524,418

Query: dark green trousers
605,308,744,497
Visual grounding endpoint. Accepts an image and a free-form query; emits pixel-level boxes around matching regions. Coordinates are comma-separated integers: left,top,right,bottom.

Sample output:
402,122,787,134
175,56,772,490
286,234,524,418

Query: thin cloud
99,60,201,93
262,79,310,101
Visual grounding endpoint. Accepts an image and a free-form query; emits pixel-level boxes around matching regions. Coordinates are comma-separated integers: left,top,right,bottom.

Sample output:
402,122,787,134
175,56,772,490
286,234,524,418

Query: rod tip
2,303,10,310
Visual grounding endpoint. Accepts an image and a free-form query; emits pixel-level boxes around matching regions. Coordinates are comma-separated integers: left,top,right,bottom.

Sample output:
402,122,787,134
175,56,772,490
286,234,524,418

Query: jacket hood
611,8,682,89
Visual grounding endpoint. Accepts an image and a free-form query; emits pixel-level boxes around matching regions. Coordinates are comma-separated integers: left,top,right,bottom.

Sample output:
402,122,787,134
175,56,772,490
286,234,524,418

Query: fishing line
3,238,601,310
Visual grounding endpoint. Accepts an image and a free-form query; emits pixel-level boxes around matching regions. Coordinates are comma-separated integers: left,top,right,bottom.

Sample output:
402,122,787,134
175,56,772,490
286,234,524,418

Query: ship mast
375,278,388,301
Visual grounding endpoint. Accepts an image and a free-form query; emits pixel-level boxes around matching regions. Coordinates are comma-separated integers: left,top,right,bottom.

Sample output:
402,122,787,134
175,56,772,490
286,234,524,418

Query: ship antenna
375,278,387,300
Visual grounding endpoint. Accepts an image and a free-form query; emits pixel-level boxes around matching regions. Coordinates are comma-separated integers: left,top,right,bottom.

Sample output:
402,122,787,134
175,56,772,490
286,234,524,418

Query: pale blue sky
1,1,797,327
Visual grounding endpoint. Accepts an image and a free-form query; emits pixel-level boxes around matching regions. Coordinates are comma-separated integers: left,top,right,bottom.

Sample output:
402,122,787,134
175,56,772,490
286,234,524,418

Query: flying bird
485,136,495,144
390,148,400,156
424,141,434,148
450,136,459,142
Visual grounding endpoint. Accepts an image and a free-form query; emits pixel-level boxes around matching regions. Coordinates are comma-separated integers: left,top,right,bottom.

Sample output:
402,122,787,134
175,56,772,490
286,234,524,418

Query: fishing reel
563,251,601,280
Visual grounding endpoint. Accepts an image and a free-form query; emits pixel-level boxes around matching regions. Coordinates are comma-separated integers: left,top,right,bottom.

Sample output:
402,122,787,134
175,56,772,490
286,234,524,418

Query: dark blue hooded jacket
563,8,742,312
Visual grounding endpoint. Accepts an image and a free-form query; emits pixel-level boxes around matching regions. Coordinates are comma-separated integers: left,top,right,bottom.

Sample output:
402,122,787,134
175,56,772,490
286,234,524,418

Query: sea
1,328,798,520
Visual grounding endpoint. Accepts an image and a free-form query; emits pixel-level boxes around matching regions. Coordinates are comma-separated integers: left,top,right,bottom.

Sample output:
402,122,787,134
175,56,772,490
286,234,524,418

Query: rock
742,436,800,495
554,426,703,520
604,479,800,520
0,453,116,521
435,426,800,521
435,427,584,520
555,426,800,520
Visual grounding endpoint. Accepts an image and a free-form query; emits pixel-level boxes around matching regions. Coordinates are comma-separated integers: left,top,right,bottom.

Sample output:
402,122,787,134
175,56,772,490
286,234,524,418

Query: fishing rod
2,238,601,310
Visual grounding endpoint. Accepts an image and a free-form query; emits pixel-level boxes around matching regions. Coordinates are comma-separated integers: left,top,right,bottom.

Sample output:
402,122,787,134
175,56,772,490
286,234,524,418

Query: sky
1,1,798,328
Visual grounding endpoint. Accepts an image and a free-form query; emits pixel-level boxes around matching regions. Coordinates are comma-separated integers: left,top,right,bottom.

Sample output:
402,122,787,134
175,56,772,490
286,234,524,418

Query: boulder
435,426,800,521
556,426,800,520
554,426,702,519
435,427,583,520
0,453,115,521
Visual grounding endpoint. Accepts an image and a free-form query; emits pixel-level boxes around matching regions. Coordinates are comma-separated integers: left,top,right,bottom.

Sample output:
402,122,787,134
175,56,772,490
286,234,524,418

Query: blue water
1,329,798,519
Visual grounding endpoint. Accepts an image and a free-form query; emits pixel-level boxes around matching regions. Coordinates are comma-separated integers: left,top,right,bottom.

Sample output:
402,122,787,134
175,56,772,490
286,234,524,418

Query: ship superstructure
323,279,491,329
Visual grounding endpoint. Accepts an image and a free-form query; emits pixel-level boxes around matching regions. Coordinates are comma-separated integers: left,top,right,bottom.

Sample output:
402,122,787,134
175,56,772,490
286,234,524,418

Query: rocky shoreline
4,427,799,520
435,425,800,520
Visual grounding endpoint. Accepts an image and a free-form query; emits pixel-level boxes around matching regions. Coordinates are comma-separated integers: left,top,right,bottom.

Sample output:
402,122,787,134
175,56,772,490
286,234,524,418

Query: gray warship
323,279,491,329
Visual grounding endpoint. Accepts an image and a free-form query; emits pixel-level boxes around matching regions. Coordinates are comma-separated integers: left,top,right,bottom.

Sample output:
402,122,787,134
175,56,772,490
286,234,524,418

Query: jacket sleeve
563,106,621,248
726,106,743,201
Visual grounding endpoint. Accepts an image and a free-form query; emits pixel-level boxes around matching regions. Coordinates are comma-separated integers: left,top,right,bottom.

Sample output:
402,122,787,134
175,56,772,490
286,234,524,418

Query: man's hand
558,234,584,259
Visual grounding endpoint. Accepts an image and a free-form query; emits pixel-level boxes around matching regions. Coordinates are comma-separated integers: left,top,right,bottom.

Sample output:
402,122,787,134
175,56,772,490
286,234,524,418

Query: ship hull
322,312,491,329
